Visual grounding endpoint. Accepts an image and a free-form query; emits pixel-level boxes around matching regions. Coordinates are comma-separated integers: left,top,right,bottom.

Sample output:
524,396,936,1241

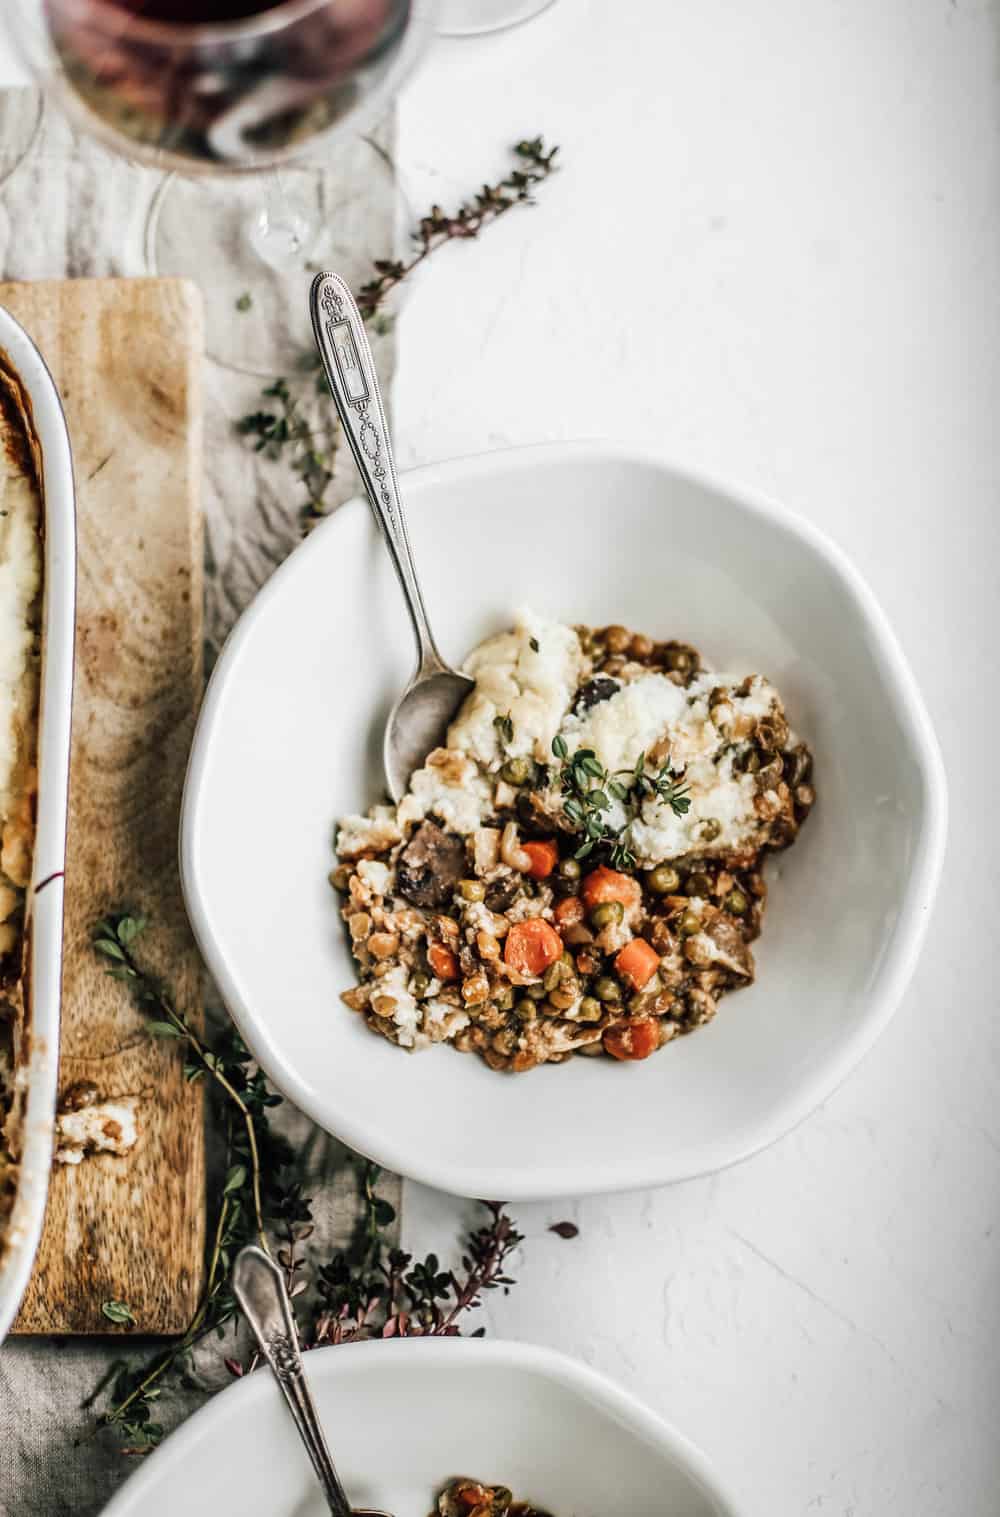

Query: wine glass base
0,90,45,190
145,132,398,378
436,0,557,36
145,165,330,377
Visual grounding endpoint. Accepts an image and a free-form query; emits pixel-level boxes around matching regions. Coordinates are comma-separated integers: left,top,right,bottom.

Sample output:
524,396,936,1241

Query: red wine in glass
43,0,412,169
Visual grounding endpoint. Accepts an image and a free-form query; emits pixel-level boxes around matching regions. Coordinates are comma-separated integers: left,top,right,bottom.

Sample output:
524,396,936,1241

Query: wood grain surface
4,278,206,1334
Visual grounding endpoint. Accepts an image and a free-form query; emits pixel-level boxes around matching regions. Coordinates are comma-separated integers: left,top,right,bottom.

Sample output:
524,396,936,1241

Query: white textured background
1,2,997,1513
395,5,999,1516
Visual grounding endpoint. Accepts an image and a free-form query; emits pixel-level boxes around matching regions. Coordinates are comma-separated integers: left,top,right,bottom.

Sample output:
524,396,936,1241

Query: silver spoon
233,1244,392,1517
309,271,474,802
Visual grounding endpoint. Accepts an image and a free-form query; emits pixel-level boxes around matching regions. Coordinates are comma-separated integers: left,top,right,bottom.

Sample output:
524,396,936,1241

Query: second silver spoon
233,1243,393,1517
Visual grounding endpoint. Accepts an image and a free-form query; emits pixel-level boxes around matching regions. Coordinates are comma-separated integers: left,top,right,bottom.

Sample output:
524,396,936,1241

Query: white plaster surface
395,4,999,1515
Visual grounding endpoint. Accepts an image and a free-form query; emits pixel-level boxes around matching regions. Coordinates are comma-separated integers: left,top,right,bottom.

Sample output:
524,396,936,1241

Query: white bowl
0,307,75,1340
181,442,946,1200
101,1337,744,1517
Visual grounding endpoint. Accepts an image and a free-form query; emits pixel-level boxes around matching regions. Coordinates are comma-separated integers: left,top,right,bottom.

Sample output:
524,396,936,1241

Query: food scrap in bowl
434,1476,552,1517
333,613,814,1072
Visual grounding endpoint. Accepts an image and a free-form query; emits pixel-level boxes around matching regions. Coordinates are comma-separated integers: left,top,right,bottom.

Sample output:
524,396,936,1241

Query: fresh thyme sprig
312,1174,522,1346
91,916,299,1451
236,136,559,527
355,136,559,321
551,737,691,870
94,915,270,1253
89,918,525,1455
235,371,338,525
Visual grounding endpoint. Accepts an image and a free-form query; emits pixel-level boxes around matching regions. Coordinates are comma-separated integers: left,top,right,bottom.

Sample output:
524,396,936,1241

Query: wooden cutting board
5,278,206,1334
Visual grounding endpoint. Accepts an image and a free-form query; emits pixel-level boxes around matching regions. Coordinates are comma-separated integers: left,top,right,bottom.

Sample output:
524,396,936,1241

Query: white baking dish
0,305,75,1342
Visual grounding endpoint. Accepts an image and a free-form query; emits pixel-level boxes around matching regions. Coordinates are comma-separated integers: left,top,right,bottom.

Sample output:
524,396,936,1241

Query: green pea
514,998,538,1021
526,982,548,1001
725,889,749,916
543,962,563,991
594,976,621,1003
557,856,582,883
685,871,713,898
500,756,531,786
590,901,625,930
411,973,430,997
578,995,603,1022
678,910,701,938
646,864,680,895
495,984,515,1010
459,878,486,902
699,818,722,842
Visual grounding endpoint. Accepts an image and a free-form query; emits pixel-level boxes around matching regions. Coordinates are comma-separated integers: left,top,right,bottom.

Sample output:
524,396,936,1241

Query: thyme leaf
550,739,691,870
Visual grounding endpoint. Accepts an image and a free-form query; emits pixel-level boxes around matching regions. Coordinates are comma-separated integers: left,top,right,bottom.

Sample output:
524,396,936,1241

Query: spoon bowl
384,666,474,802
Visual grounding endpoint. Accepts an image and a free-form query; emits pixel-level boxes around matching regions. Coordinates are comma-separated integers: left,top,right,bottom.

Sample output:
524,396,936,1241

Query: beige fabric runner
0,88,401,1516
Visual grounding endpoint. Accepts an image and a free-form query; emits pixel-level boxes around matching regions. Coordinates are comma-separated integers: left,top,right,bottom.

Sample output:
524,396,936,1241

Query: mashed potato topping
334,615,814,1072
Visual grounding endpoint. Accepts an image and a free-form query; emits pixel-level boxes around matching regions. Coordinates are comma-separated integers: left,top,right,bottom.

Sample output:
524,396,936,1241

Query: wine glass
10,0,436,370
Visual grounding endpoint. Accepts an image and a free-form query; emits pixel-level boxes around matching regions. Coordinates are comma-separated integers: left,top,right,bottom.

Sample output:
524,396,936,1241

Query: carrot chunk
503,918,563,977
614,937,660,991
581,865,641,911
603,1018,660,1060
428,943,459,981
521,839,559,879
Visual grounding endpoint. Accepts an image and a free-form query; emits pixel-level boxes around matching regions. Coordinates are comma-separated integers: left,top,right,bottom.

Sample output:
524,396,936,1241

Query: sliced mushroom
572,675,620,714
395,820,466,909
697,905,755,979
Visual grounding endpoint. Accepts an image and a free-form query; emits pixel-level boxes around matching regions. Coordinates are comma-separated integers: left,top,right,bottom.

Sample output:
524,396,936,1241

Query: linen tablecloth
0,87,401,1517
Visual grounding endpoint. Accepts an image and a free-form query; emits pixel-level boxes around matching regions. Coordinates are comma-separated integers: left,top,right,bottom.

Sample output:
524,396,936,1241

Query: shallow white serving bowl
102,1337,743,1517
0,306,75,1340
182,442,946,1200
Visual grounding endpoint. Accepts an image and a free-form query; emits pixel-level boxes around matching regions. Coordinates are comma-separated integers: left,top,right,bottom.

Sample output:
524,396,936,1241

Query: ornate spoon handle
233,1245,353,1517
309,270,447,678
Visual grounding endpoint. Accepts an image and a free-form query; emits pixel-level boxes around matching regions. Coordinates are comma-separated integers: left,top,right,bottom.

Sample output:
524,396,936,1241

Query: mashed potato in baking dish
0,357,42,1232
332,613,814,1073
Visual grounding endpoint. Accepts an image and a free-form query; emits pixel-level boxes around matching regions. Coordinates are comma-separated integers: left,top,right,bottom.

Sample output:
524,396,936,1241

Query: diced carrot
614,937,660,991
521,839,559,879
553,895,585,929
580,865,641,911
603,1018,660,1061
428,943,459,981
503,918,563,977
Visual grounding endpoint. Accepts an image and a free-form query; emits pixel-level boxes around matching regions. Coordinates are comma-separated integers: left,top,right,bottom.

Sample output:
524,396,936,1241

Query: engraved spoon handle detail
309,271,446,678
233,1245,353,1517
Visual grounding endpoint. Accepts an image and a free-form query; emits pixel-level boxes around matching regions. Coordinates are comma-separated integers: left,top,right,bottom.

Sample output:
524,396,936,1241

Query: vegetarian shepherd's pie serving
0,356,43,1232
333,613,814,1072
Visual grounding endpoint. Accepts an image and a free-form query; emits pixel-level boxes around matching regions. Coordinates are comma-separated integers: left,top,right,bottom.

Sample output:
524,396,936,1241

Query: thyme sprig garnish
236,136,559,526
89,917,525,1455
551,736,691,869
91,916,303,1450
355,136,559,320
235,372,338,525
94,915,270,1253
312,1185,522,1345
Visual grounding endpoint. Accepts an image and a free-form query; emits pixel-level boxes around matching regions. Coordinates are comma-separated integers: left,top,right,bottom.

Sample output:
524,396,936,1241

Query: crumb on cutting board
54,1082,140,1166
